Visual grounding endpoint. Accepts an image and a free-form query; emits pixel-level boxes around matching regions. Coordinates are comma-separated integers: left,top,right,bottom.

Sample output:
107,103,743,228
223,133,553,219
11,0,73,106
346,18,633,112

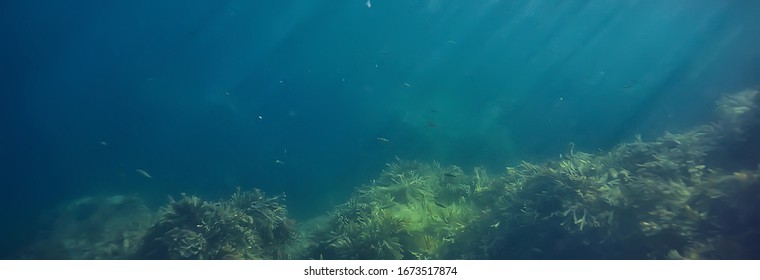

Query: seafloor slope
18,89,760,259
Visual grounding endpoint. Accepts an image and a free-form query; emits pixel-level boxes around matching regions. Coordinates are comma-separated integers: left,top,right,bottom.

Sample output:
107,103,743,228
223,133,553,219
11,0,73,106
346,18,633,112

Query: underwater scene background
1,0,760,259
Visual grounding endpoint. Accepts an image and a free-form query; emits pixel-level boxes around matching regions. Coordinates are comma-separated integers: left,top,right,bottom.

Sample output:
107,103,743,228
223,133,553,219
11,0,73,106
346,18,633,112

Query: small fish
443,173,457,177
403,82,411,87
427,121,437,127
275,160,285,165
429,108,439,113
366,0,371,8
490,221,500,228
434,201,447,208
99,141,108,146
376,137,390,142
136,169,152,179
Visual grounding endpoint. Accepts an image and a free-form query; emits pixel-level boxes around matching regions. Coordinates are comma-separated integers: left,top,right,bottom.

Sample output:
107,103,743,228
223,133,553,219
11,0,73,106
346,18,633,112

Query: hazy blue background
2,0,759,255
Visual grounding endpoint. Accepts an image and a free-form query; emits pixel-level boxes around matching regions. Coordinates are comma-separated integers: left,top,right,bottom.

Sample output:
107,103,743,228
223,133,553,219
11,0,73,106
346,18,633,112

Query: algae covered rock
303,160,480,260
21,195,152,259
135,188,296,260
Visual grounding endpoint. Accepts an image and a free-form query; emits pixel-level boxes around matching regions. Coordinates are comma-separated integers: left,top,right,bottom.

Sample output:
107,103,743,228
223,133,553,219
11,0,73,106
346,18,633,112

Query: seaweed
20,88,760,260
135,188,296,260
303,88,760,259
303,159,479,259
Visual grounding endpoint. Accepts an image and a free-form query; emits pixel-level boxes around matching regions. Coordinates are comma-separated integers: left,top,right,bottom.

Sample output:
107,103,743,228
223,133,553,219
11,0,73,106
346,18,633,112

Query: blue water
2,0,759,256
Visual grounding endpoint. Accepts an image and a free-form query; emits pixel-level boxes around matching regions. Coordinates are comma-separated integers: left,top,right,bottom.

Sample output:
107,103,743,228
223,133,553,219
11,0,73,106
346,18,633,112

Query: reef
135,188,296,259
302,89,760,259
19,195,152,259
16,89,760,259
302,160,479,259
21,188,296,260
